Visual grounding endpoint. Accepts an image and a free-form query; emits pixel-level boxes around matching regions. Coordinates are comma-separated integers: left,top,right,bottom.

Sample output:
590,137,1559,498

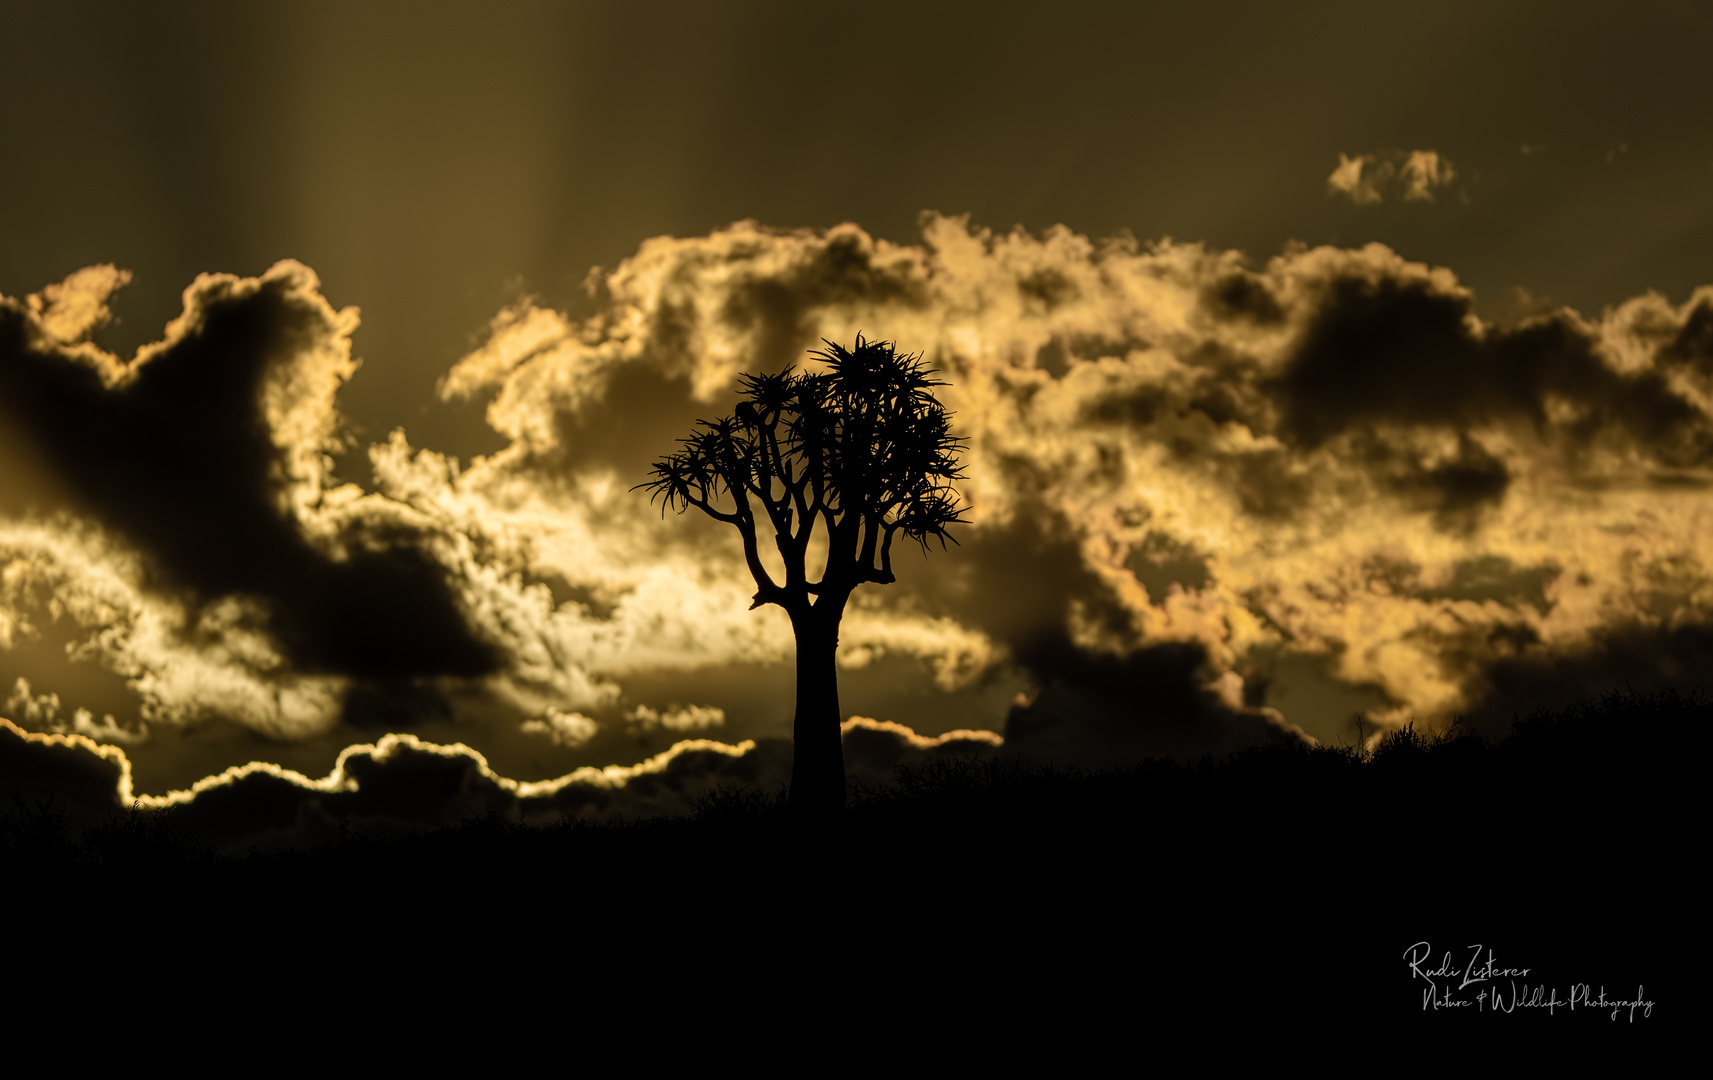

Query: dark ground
5,690,1691,1053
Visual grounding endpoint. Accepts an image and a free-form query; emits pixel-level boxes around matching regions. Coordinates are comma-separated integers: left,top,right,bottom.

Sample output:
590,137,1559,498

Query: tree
635,335,969,817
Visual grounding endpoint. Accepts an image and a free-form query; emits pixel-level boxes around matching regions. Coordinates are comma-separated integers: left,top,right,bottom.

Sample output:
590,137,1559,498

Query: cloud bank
433,213,1713,746
4,213,1712,807
0,713,1000,850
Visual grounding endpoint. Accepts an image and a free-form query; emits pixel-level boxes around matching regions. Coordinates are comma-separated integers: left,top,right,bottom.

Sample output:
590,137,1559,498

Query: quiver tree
636,335,968,816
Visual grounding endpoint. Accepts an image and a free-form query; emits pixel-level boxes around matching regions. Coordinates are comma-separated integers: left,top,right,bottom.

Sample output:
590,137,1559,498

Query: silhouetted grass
6,689,1692,1036
6,688,1691,884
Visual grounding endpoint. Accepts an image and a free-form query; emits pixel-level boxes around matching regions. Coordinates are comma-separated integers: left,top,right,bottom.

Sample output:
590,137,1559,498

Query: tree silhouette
636,335,969,816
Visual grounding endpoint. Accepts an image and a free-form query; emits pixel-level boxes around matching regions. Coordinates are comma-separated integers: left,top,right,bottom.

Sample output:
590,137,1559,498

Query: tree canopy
637,334,969,615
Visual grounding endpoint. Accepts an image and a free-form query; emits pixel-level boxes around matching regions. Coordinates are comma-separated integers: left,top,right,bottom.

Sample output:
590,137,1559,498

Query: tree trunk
788,607,847,818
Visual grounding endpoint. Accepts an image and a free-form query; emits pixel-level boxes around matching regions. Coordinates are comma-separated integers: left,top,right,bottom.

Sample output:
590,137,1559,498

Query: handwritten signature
1402,942,1654,1020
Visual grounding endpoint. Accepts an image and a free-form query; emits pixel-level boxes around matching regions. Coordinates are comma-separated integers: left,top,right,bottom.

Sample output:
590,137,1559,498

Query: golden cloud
4,215,1711,770
434,214,1713,744
1328,150,1459,204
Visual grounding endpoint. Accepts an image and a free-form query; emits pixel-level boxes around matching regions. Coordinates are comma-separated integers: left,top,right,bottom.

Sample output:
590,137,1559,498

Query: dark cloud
1353,429,1512,532
1058,259,1704,533
840,717,1005,793
1275,275,1504,444
1273,272,1713,467
1375,554,1562,616
1125,531,1211,599
1661,298,1713,373
1221,447,1316,520
0,719,126,831
1456,620,1713,738
1002,633,1293,765
9,731,785,852
523,739,792,822
338,679,458,731
1201,271,1285,325
906,502,1131,653
1415,432,1511,528
1032,338,1072,379
0,716,1015,852
543,363,709,484
898,505,1290,763
1016,267,1080,314
1081,383,1179,429
0,267,497,680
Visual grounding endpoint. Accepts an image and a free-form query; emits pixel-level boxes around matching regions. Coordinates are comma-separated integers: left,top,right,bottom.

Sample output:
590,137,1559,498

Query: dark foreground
6,690,1692,1050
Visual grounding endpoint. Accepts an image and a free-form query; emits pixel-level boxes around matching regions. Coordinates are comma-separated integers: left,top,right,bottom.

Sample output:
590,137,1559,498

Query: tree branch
711,476,783,610
639,336,968,621
876,522,899,584
683,491,740,525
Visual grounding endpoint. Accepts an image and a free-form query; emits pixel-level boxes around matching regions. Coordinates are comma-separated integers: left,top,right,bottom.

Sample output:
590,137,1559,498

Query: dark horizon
6,685,1685,1040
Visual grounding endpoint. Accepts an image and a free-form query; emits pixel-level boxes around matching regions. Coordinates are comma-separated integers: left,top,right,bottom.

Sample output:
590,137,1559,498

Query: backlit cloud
0,712,1003,850
626,704,726,734
4,213,1712,808
5,676,142,745
1328,150,1459,204
0,261,497,744
440,214,1712,748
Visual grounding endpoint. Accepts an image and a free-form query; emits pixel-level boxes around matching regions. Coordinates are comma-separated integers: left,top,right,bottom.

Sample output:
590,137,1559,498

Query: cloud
1454,619,1713,737
431,213,1713,752
625,703,725,734
1328,150,1458,204
0,264,523,755
521,708,600,746
1002,633,1305,766
5,214,1712,782
0,263,499,720
840,715,1004,791
0,716,133,832
25,264,133,347
0,517,351,739
0,712,1004,850
5,676,145,745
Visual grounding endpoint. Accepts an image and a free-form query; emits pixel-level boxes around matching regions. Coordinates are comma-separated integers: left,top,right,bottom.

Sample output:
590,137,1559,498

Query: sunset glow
2,0,1708,856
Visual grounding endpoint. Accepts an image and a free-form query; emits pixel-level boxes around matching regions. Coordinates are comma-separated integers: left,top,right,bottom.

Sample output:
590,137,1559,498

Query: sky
2,0,1711,844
